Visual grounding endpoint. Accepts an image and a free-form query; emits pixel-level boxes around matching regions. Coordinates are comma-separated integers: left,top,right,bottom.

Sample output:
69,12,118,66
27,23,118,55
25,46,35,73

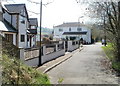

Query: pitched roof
54,22,85,28
0,21,17,33
29,18,38,26
5,4,25,13
63,31,87,35
4,4,29,19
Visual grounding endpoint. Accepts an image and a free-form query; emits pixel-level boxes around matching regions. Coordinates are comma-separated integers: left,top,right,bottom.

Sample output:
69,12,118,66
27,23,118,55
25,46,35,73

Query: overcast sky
2,0,92,28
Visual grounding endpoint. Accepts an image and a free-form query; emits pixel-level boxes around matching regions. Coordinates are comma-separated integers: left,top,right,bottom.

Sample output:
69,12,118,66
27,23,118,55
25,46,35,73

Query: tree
88,1,120,62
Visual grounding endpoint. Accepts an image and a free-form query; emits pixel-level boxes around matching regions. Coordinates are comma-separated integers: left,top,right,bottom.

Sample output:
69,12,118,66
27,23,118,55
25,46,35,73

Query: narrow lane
47,43,118,84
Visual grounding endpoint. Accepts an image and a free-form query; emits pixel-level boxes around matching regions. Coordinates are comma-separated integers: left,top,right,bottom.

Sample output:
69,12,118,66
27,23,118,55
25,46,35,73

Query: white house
0,4,38,48
53,22,91,43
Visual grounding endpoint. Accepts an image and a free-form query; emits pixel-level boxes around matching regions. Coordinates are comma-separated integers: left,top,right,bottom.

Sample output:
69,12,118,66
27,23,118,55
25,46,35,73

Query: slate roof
54,22,85,28
63,32,87,35
4,4,29,19
0,21,17,33
29,18,38,26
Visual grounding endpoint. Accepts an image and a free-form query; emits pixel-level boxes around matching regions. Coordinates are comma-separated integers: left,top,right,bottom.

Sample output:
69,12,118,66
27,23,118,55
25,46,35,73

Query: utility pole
39,0,42,66
103,12,107,46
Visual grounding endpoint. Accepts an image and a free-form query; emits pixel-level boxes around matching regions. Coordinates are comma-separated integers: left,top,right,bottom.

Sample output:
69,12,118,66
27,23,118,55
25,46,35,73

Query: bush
112,62,120,72
42,37,52,44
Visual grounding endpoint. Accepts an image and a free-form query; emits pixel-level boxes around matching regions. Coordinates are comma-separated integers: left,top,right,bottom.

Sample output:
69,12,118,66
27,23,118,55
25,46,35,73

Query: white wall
31,35,36,47
41,49,65,64
54,26,91,43
67,41,79,51
18,15,28,48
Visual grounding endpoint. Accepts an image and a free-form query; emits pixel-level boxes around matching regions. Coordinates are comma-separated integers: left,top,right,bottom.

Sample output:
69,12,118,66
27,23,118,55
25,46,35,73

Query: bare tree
87,1,120,62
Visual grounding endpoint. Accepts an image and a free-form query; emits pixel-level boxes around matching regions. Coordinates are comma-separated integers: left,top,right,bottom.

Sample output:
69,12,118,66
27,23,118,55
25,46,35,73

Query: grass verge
1,54,50,84
102,43,120,73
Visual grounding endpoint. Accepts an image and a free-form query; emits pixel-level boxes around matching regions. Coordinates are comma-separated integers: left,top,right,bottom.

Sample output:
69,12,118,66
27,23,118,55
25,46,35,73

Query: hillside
37,27,53,35
1,35,50,84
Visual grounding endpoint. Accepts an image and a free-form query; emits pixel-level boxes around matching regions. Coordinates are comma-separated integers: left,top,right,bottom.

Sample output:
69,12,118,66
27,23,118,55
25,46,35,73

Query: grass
1,54,50,84
1,35,50,84
102,43,114,61
102,43,120,72
58,78,64,84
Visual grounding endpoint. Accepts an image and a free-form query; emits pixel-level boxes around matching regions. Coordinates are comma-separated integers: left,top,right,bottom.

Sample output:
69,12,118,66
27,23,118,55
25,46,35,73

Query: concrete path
47,43,118,84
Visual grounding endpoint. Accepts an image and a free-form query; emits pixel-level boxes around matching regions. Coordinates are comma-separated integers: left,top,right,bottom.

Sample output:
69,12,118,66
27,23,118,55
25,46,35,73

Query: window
21,35,25,42
5,34,13,43
69,28,71,31
59,28,63,32
20,16,25,24
21,20,25,24
77,28,82,31
31,26,36,29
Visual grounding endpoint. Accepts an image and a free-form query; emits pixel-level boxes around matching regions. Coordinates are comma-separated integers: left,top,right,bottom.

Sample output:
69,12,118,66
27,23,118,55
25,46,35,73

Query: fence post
43,46,46,55
64,41,65,49
20,48,25,62
56,44,58,51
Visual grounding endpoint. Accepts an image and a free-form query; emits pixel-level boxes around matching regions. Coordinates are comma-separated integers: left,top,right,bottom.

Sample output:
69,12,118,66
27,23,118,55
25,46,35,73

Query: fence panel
46,44,56,55
58,43,64,51
24,48,39,60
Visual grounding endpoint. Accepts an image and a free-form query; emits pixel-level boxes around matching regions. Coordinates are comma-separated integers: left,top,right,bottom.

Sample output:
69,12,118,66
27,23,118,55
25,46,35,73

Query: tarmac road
47,43,118,84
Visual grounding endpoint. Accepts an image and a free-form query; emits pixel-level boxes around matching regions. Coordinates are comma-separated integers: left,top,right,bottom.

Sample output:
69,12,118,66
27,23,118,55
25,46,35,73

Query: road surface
47,43,118,84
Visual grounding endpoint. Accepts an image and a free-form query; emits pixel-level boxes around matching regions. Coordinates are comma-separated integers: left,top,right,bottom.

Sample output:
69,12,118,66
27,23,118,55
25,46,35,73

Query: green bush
112,62,120,72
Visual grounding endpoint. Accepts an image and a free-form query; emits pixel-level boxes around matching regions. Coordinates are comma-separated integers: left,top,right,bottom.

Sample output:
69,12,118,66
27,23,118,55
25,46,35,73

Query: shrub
42,37,51,44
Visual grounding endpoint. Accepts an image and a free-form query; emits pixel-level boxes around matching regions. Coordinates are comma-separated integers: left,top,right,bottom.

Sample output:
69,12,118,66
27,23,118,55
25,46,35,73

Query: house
27,18,38,47
3,4,29,48
0,3,18,46
53,22,91,44
0,3,38,48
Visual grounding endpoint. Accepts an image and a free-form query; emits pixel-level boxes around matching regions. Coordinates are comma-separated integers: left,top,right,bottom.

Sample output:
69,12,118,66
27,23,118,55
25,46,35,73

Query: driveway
47,43,118,84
